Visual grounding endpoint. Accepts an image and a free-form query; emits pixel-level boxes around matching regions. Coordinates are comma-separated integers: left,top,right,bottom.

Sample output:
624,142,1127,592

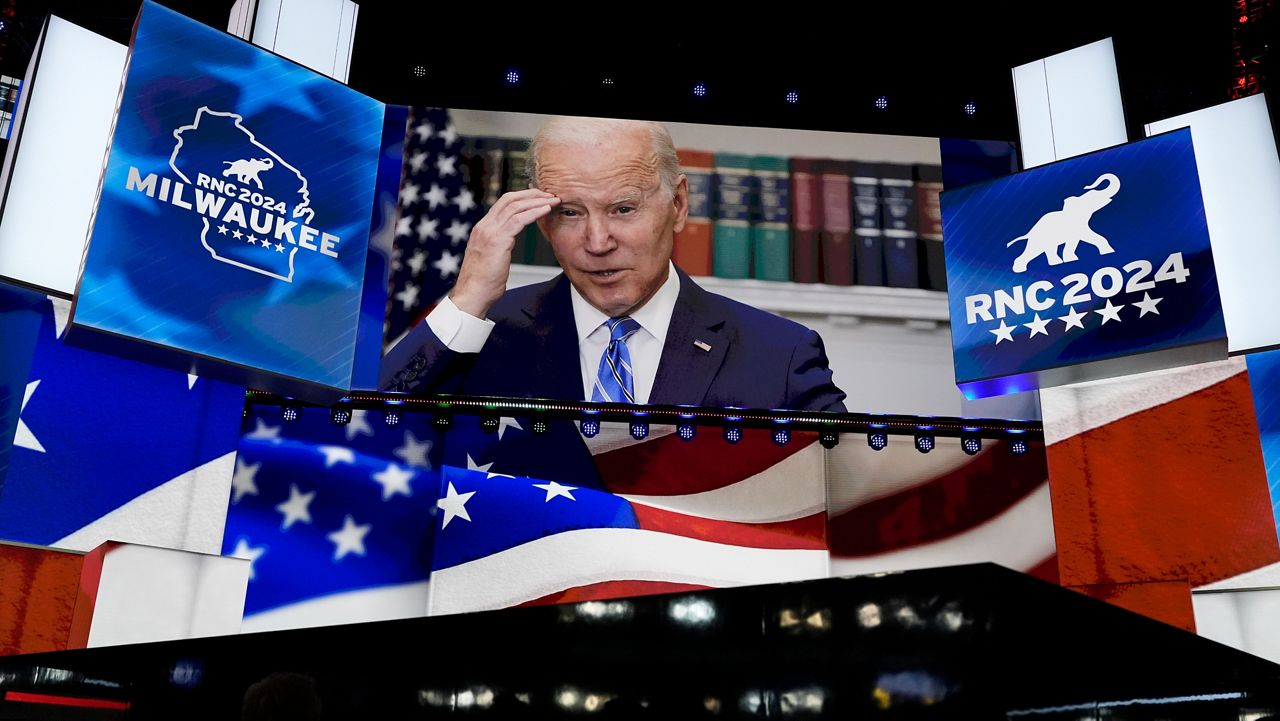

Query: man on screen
380,116,847,412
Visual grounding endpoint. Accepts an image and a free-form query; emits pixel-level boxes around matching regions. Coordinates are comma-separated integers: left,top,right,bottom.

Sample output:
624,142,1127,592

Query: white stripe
828,482,1055,577
622,443,825,523
582,423,675,454
241,581,430,633
53,451,236,555
825,436,984,516
1041,358,1245,446
427,528,829,615
1195,559,1280,591
592,376,613,403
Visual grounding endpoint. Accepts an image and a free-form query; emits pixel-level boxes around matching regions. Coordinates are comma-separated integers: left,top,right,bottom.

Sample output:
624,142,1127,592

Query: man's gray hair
526,116,682,198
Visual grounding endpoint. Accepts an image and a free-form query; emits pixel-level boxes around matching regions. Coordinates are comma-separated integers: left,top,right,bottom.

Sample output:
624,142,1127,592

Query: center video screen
381,108,1017,416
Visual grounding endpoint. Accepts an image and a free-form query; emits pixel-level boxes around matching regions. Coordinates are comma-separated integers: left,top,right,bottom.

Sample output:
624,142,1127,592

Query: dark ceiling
0,1,1265,142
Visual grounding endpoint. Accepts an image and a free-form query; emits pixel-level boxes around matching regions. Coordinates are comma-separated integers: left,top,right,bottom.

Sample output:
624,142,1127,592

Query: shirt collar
570,261,681,343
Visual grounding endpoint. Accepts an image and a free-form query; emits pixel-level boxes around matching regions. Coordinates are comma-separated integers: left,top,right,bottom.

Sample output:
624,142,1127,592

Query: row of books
458,138,946,291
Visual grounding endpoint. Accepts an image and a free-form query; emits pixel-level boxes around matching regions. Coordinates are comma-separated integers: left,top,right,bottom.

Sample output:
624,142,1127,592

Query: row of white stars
395,211,474,244
412,120,459,147
216,224,287,252
398,182,476,215
392,250,462,309
231,510,372,576
988,293,1163,344
231,453,420,507
436,477,579,530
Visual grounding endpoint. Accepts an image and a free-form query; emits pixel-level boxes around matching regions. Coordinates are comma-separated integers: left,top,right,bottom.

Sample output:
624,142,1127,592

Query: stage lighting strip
245,390,1042,440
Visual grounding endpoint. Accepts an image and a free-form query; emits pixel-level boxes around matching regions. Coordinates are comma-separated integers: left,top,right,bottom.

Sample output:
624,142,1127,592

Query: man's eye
559,209,579,217
616,206,635,215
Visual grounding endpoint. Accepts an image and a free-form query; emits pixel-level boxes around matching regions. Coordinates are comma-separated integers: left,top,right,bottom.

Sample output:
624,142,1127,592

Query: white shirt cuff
426,295,495,354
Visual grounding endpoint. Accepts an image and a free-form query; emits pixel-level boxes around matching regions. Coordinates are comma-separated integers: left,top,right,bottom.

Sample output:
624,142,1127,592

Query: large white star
14,380,45,453
372,462,415,501
394,282,420,310
497,416,523,440
532,481,578,502
1133,292,1163,317
1095,300,1125,325
416,216,439,241
435,155,457,177
408,150,429,173
317,445,355,468
424,183,449,210
406,250,428,274
466,454,494,473
395,215,414,237
246,418,283,443
1023,313,1051,338
231,458,261,504
438,124,459,146
436,482,476,529
989,320,1015,344
275,484,315,531
399,181,421,207
393,430,432,468
1059,306,1087,331
433,250,461,278
327,515,371,561
413,121,435,143
445,220,472,246
452,188,477,214
230,538,267,580
345,409,375,441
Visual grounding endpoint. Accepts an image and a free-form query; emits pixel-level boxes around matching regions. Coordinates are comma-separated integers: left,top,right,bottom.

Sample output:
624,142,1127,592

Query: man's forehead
538,146,661,201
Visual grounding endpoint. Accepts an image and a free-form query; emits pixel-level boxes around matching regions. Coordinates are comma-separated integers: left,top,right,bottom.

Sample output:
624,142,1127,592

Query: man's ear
672,174,690,234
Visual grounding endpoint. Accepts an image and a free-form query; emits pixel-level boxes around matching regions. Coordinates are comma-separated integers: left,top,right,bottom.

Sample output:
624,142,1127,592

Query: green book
712,153,753,279
750,155,791,281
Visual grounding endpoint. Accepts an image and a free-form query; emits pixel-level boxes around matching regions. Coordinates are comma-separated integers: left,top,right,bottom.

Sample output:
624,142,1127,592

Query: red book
672,149,714,276
789,158,822,283
818,160,854,286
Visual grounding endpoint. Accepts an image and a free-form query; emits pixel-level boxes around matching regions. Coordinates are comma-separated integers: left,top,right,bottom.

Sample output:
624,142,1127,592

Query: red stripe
1048,371,1279,588
517,580,713,607
0,545,82,655
66,544,112,651
4,691,130,711
828,440,1048,556
595,429,817,496
630,504,827,550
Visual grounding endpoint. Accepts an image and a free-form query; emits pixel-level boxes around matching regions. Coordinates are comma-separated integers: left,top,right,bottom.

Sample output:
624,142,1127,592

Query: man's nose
584,215,616,255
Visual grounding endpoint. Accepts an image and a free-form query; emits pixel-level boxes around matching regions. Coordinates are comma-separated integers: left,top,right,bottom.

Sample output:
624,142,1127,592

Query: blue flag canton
224,405,446,615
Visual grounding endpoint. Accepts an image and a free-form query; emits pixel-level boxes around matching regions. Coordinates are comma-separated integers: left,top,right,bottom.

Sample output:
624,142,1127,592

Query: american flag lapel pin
693,340,712,352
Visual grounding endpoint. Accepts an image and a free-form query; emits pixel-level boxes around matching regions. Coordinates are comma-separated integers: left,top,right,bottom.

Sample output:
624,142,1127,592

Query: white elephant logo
221,157,274,189
1008,173,1120,273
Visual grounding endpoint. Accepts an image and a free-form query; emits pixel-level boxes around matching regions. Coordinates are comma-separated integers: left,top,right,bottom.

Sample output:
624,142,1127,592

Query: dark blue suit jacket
380,269,847,412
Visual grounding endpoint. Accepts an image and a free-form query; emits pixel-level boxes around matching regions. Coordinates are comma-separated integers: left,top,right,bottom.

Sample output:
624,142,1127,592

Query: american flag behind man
384,107,482,347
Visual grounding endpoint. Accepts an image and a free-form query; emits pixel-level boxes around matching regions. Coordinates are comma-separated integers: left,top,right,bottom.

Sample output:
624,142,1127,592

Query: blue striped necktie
591,316,642,403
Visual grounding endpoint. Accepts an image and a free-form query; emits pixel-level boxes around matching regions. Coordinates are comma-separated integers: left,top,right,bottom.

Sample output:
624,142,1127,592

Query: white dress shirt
425,262,681,404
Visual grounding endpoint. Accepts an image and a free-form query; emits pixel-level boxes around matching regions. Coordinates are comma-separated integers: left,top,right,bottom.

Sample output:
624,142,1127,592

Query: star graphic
393,430,432,468
1133,292,1163,317
395,216,413,237
246,418,283,443
231,458,261,504
372,463,415,501
532,481,578,502
196,52,324,120
466,454,494,473
217,224,229,235
327,515,371,561
438,124,459,146
394,282,420,310
416,216,439,241
400,181,421,207
275,243,285,253
408,150,428,173
259,238,272,248
453,188,477,214
424,183,448,210
231,228,244,240
436,482,476,529
436,155,457,177
317,445,355,468
413,121,435,143
275,484,315,531
230,538,267,580
1023,313,1051,338
433,250,461,279
407,250,428,274
497,416,523,440
1059,306,1087,331
989,320,1015,344
1095,300,1125,325
445,220,472,246
14,380,45,452
248,234,260,244
344,409,375,441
